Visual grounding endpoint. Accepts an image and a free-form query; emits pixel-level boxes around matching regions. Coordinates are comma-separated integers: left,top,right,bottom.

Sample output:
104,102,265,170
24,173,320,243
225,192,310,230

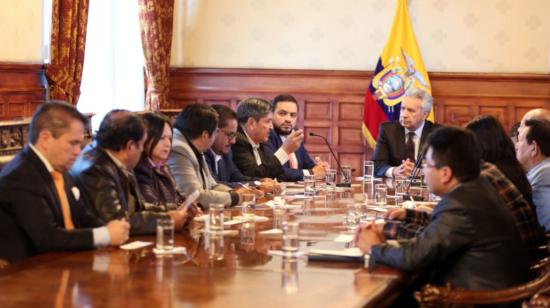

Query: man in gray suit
168,104,246,208
516,118,550,230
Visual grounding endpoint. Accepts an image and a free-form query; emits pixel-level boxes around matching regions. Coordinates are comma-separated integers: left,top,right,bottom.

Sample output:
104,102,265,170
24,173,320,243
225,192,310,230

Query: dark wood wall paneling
0,63,46,120
167,68,550,176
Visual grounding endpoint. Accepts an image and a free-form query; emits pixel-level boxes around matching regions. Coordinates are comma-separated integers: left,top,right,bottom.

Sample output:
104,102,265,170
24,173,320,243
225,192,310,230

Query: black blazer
204,149,257,188
70,144,168,235
0,146,102,263
370,176,530,290
263,130,315,181
231,126,284,179
372,120,438,177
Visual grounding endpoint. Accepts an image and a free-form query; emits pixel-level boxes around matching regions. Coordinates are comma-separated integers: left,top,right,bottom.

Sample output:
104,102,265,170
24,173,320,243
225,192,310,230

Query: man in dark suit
205,105,277,195
357,127,530,290
71,110,187,235
0,102,129,263
372,88,437,177
232,97,302,179
264,94,328,181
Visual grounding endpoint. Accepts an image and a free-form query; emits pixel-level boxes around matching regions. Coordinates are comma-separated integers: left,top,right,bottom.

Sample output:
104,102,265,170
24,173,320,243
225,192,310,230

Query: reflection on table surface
0,188,409,308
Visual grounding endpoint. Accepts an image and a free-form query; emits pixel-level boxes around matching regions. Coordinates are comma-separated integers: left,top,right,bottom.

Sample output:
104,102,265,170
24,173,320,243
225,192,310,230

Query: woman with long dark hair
465,115,532,203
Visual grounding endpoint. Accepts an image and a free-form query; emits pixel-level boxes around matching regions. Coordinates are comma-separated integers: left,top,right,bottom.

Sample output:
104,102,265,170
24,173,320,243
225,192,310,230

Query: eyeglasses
421,160,439,169
222,131,237,139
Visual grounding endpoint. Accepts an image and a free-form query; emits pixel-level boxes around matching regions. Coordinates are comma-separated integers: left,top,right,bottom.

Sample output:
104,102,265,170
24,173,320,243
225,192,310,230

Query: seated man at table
372,88,437,178
71,110,187,235
356,126,530,290
264,94,328,181
168,104,247,207
516,118,550,231
205,104,276,193
0,102,129,263
232,97,300,179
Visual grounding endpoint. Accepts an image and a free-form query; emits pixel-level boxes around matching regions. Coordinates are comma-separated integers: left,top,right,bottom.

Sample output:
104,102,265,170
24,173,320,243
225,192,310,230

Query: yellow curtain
45,0,89,105
138,0,174,111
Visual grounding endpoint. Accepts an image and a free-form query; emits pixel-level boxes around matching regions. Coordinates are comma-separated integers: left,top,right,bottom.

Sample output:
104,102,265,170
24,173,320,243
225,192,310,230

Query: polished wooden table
0,187,410,307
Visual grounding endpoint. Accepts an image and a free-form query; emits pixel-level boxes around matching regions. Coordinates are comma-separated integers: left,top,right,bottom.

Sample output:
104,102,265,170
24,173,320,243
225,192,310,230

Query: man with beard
264,94,328,181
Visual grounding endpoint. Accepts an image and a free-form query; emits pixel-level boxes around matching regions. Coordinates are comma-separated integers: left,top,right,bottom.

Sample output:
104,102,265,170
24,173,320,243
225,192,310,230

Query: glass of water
241,193,256,219
344,202,362,232
156,218,174,251
325,169,337,191
363,160,374,181
303,174,316,195
208,203,224,234
282,221,300,255
375,184,387,206
341,165,352,184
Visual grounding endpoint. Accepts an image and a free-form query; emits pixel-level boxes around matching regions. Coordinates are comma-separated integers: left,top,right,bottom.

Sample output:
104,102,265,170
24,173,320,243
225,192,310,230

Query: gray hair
405,88,433,114
236,97,272,124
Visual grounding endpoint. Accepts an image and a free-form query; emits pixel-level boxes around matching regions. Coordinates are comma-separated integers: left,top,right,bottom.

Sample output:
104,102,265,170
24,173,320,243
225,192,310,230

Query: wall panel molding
168,67,550,176
0,63,46,120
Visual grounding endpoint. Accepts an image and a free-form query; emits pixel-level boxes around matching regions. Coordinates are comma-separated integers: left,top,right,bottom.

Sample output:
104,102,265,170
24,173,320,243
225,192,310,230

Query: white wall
171,0,550,73
0,0,43,63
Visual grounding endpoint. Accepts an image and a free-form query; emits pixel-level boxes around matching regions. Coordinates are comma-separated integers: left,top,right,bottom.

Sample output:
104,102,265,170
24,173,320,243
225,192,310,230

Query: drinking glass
363,160,374,181
375,184,387,206
208,203,224,234
341,165,352,184
344,203,362,232
282,221,300,254
325,169,337,191
303,174,316,195
241,193,255,219
156,218,174,251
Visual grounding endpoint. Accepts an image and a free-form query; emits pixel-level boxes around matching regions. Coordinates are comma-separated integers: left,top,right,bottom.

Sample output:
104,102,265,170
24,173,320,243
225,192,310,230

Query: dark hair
235,97,272,124
96,110,146,151
525,119,550,156
509,122,520,139
466,115,532,202
173,104,218,139
29,100,88,144
211,104,237,128
427,126,480,182
140,112,172,158
272,94,299,111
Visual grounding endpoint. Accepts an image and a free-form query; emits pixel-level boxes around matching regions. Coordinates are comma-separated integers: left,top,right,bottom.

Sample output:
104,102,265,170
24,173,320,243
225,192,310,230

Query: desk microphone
405,145,428,192
308,132,350,187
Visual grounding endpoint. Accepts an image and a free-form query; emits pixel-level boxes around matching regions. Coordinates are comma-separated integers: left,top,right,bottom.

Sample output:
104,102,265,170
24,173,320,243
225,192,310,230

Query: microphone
308,132,350,187
405,145,428,195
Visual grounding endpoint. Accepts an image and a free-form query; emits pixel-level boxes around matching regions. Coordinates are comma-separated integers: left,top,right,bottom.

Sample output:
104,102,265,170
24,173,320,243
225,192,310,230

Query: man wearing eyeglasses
356,127,529,291
205,104,276,194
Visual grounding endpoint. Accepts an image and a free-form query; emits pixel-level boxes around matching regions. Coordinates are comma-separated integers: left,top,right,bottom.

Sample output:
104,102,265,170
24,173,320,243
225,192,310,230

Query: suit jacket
168,129,236,207
231,126,284,179
263,130,315,181
134,156,182,206
370,176,530,290
528,157,550,231
204,149,257,188
70,144,167,235
372,120,437,177
0,146,102,263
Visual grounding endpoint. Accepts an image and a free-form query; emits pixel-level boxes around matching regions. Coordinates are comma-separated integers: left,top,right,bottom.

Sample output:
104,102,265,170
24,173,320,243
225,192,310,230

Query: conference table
0,181,416,307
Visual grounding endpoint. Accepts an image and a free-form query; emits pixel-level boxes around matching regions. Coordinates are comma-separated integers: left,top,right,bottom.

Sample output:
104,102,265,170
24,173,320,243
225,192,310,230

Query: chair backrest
415,258,550,306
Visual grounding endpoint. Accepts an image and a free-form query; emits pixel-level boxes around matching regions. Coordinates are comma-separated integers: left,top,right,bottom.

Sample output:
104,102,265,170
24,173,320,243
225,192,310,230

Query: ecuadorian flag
362,0,433,149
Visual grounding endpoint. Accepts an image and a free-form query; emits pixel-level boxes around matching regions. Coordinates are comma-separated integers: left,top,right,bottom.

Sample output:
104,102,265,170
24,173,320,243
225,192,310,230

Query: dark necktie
217,158,227,182
405,132,416,162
